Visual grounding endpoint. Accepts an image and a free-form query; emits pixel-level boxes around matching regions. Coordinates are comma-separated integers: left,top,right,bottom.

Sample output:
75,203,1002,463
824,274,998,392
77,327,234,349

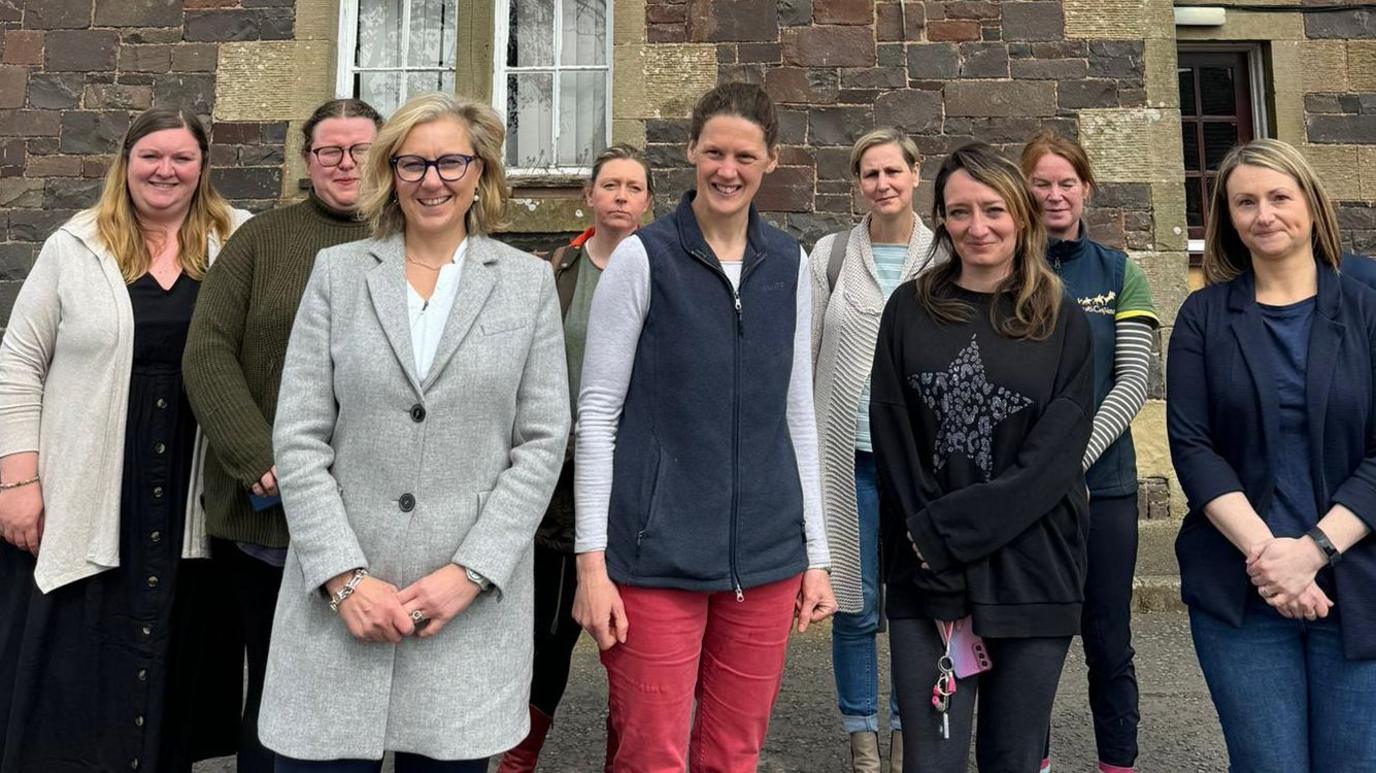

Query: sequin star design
909,334,1034,481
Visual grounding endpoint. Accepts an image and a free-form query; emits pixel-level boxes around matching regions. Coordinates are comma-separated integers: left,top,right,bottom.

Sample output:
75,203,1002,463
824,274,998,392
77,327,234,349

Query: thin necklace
405,254,450,272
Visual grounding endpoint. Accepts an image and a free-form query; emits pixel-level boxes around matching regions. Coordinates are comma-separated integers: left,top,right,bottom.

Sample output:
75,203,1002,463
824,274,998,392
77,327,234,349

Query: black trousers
528,544,584,718
216,539,286,773
1067,493,1141,767
891,617,1071,772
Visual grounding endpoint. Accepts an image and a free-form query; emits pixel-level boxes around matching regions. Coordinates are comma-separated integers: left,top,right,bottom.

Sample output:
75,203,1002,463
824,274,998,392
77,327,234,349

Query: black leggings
528,544,584,717
890,618,1070,772
218,539,285,773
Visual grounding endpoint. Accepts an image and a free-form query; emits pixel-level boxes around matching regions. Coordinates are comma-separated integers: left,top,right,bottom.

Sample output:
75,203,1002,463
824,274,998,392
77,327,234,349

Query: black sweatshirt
870,282,1094,638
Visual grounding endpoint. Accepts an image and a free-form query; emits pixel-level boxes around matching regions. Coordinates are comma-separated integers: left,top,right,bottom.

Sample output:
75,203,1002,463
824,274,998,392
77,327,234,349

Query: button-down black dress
0,273,241,773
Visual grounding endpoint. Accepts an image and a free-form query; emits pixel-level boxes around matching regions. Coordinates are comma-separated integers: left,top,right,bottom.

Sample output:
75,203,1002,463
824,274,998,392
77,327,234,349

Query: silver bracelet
328,568,369,613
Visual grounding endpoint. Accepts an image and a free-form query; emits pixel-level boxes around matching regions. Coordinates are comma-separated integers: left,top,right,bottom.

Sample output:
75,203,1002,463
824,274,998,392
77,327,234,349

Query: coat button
146,575,158,589
398,493,415,512
410,403,426,423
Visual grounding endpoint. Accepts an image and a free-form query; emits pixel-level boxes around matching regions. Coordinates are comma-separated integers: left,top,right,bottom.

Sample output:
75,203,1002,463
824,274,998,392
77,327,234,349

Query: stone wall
0,0,303,312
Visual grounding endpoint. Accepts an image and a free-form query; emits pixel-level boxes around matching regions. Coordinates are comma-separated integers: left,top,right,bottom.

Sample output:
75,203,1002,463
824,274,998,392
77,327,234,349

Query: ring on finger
410,609,426,624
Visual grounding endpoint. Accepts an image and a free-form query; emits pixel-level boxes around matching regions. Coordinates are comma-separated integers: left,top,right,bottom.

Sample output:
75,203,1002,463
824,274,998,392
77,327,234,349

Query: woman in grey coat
258,93,570,772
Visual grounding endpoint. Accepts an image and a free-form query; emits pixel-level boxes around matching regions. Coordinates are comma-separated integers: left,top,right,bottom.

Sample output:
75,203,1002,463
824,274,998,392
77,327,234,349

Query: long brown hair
357,92,510,238
1202,138,1342,285
94,108,233,283
918,143,1063,340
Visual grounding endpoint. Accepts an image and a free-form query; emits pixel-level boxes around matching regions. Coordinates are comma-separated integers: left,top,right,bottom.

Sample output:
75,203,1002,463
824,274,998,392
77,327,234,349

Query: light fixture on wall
1174,6,1226,26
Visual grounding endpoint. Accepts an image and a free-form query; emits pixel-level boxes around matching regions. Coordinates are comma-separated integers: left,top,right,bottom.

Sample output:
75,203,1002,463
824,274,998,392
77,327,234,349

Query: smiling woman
182,97,382,772
256,92,570,773
572,83,836,772
0,107,253,773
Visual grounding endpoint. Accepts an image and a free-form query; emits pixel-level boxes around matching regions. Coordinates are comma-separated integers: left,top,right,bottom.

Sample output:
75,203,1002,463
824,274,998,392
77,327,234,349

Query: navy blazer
1167,265,1376,660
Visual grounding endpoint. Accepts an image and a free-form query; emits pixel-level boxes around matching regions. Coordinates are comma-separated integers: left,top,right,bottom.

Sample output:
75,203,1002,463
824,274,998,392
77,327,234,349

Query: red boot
498,706,554,772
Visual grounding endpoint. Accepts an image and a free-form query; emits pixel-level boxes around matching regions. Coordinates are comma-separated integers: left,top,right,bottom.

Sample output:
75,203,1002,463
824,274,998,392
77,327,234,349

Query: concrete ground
197,610,1227,772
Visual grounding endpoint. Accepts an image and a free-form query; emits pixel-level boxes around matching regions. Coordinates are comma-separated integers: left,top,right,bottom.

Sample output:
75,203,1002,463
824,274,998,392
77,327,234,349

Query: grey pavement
196,610,1226,772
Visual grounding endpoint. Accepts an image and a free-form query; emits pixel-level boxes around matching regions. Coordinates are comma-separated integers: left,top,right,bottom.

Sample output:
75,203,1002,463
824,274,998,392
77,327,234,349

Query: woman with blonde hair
871,142,1093,771
1168,138,1376,770
809,126,943,772
257,91,570,773
0,107,252,772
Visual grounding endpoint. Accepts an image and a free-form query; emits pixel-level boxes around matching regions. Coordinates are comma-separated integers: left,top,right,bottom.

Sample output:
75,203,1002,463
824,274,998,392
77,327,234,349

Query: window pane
508,0,554,68
1182,122,1200,172
1186,177,1203,230
1199,67,1237,115
562,0,608,66
406,70,455,100
357,0,402,69
1178,68,1197,116
1203,122,1238,171
358,71,402,116
407,0,458,68
507,72,554,169
558,71,606,167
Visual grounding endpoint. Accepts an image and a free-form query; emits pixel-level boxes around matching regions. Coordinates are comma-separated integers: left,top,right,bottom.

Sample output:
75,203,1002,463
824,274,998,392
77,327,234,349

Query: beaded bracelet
0,475,39,490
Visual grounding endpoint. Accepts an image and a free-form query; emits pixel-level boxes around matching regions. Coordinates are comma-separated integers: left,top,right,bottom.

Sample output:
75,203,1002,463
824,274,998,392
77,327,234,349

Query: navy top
1167,266,1376,660
1258,298,1319,540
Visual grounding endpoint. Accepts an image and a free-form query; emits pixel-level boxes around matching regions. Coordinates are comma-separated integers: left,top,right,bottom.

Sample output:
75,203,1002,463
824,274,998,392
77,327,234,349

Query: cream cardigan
808,214,944,613
0,207,250,593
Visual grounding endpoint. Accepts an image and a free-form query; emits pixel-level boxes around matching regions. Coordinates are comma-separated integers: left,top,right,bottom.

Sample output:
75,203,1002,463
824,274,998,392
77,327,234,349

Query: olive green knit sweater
183,193,371,548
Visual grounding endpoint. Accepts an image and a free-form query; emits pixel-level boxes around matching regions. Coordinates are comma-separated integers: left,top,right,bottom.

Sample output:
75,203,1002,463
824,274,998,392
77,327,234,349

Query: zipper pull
733,291,743,331
735,583,744,602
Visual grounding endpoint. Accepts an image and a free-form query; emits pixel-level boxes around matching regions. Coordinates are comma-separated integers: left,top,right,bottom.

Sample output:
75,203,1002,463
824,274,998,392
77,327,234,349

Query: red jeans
600,574,802,773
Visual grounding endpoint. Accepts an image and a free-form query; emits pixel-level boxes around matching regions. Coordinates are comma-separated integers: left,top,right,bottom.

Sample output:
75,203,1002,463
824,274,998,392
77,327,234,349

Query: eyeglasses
390,153,478,183
309,143,371,167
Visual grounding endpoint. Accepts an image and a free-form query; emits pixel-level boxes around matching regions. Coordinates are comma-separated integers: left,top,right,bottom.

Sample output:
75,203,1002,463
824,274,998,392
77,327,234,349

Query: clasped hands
325,563,484,642
1246,536,1332,621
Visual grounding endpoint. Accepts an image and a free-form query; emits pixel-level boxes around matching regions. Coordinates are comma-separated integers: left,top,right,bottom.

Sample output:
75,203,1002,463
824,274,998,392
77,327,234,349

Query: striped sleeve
1115,258,1159,326
1083,317,1155,471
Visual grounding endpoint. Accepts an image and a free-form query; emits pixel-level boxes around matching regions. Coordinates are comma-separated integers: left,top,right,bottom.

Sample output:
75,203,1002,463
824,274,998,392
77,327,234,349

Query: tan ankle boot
849,730,882,773
888,729,904,773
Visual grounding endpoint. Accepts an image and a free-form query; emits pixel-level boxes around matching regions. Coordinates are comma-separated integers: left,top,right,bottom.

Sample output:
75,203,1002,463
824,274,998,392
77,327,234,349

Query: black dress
0,273,242,773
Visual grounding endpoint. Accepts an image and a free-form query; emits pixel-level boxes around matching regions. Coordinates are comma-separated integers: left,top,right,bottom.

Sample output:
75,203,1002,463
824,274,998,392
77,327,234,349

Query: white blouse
406,239,468,382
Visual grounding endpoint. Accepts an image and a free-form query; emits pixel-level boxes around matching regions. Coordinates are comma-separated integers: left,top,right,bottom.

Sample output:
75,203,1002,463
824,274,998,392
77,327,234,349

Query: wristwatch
1306,526,1342,566
465,566,493,592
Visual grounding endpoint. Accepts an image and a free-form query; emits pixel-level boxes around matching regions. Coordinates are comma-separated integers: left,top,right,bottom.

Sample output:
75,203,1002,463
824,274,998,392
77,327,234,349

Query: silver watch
465,566,493,592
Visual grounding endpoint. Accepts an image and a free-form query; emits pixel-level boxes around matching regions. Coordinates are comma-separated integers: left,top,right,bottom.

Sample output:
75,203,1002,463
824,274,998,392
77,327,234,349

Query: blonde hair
357,92,510,238
94,108,233,283
849,127,921,178
1203,138,1342,285
919,142,1063,341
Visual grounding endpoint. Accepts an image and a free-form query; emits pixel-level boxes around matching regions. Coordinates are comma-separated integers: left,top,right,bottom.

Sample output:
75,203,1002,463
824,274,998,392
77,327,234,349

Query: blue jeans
1190,600,1376,772
830,451,901,734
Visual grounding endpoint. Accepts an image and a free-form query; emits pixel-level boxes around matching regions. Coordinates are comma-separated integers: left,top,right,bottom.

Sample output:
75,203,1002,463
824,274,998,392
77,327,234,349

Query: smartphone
945,617,993,679
247,492,281,512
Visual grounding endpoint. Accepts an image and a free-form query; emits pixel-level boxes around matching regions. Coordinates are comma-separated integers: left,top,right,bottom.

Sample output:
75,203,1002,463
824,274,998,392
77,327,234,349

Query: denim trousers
831,451,901,734
1190,599,1376,772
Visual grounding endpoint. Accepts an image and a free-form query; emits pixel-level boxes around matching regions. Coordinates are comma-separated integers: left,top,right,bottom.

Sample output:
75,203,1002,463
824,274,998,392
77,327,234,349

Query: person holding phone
183,97,381,772
870,143,1093,772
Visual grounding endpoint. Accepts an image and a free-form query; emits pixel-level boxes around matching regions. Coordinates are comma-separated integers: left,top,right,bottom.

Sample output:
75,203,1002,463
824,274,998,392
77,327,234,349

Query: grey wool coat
258,233,570,761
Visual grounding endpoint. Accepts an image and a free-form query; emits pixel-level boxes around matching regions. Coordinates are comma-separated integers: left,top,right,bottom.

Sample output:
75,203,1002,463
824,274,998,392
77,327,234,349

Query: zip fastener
732,282,745,603
691,246,752,602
